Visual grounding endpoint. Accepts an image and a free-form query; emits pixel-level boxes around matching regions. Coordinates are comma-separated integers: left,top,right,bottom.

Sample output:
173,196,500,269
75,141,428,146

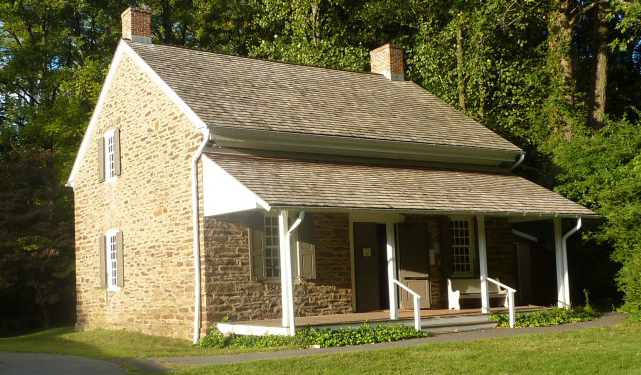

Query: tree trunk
311,0,321,45
161,0,172,43
547,0,576,140
39,303,50,329
587,2,608,129
456,24,466,112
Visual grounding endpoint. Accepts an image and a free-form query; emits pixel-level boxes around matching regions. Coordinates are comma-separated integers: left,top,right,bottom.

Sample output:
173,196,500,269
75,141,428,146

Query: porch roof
206,153,596,218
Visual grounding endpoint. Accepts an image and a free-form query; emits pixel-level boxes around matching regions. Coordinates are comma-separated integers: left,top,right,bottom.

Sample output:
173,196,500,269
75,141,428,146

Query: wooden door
397,222,431,309
353,222,381,312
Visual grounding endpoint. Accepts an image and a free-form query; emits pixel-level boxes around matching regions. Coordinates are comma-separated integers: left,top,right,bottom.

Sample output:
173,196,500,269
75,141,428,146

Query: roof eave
265,205,599,219
210,126,523,167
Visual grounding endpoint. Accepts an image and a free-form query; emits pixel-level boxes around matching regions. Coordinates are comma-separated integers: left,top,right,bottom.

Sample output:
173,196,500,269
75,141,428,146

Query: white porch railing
392,279,421,331
485,277,517,328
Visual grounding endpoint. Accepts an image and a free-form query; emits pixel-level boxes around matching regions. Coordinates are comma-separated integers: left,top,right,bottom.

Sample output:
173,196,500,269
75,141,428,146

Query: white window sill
107,285,121,292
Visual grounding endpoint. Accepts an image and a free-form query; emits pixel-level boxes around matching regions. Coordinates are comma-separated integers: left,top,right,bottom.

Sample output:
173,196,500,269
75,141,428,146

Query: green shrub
198,323,429,349
296,323,429,348
491,307,601,328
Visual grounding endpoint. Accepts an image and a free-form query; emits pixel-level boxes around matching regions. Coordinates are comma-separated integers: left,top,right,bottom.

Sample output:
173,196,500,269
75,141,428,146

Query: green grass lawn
0,327,288,359
177,319,641,375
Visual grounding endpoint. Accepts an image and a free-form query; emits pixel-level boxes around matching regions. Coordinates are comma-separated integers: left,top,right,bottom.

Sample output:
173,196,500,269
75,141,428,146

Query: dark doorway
353,222,389,312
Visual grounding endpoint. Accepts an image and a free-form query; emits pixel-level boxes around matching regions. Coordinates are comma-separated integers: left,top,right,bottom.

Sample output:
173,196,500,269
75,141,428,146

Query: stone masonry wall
203,213,352,324
73,50,204,339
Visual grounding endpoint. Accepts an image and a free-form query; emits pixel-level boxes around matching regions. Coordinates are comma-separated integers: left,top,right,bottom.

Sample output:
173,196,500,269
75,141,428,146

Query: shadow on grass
0,326,291,360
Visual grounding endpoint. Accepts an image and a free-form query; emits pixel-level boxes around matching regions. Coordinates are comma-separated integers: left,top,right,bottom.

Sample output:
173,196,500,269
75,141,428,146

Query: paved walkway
0,351,127,375
151,312,627,368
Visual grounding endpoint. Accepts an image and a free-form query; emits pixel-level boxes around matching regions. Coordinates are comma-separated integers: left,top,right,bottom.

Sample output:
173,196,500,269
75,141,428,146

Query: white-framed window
263,215,281,279
105,229,120,291
249,213,316,282
450,218,476,276
104,129,117,183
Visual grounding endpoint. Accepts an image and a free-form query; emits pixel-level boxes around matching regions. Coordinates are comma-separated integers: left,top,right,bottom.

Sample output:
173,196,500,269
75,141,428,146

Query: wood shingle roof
127,41,522,153
208,154,596,217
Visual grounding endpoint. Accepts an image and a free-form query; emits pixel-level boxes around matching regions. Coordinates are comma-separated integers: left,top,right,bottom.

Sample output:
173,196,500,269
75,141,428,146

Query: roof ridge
125,40,387,78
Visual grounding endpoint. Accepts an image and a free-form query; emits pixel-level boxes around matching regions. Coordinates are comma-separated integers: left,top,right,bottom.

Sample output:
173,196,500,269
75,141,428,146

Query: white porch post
278,211,295,331
386,222,398,320
554,217,568,308
477,215,490,314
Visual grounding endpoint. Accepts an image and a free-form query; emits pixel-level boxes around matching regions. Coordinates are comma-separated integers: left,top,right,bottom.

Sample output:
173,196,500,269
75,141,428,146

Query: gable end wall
73,51,204,339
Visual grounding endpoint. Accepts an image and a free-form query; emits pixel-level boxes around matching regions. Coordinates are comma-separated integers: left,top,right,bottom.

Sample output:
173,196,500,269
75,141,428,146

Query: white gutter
509,154,525,171
561,218,582,307
191,128,211,344
284,211,305,336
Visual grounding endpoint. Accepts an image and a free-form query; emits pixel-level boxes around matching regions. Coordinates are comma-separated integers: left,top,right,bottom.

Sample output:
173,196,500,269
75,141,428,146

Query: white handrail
485,277,517,293
392,279,421,331
484,277,517,328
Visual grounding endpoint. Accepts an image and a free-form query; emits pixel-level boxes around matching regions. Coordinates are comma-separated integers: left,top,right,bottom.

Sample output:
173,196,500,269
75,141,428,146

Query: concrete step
420,315,497,334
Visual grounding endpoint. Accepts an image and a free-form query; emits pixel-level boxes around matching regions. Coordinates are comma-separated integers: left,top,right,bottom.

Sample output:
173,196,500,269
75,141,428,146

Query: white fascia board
266,205,594,219
66,40,208,189
211,127,523,166
202,155,270,216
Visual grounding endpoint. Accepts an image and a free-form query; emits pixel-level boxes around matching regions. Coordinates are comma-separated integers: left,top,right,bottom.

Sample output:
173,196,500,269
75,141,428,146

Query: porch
201,152,597,336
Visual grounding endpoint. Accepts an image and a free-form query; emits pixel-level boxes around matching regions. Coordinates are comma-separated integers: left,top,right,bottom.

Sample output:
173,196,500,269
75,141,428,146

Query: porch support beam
386,222,399,320
278,210,296,333
554,218,569,308
477,215,490,314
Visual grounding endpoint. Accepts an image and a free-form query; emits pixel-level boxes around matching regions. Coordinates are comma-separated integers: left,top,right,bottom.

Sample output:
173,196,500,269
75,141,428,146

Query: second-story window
97,127,121,183
104,129,116,182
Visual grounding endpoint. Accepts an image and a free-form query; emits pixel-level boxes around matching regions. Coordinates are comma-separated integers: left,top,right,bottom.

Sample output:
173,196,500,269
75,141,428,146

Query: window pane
264,216,280,279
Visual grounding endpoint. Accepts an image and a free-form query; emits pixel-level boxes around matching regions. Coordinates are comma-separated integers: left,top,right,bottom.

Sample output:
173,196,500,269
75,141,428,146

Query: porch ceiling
205,153,596,218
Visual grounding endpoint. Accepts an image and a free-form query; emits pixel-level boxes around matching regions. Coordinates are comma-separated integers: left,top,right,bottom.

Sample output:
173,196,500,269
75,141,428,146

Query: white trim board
66,40,207,188
202,155,270,216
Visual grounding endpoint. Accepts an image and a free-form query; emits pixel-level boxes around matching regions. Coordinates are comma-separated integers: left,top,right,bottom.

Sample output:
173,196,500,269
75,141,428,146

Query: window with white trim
264,216,281,278
105,229,119,290
249,213,316,282
451,218,476,276
104,129,116,183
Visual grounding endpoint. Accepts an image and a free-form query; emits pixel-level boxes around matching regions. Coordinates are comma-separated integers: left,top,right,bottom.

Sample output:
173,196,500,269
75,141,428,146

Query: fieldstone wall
73,50,204,339
202,212,352,324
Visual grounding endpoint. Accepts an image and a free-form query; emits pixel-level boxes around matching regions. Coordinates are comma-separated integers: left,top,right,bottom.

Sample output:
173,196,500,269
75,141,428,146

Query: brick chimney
370,44,404,81
121,7,152,44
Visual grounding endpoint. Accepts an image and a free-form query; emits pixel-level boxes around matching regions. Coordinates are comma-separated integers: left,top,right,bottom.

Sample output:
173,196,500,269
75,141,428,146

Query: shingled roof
127,41,522,153
207,153,596,217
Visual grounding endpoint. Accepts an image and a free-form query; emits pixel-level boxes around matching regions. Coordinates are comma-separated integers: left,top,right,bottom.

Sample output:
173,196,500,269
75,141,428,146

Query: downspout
191,128,210,344
284,211,305,336
509,154,525,171
561,218,582,307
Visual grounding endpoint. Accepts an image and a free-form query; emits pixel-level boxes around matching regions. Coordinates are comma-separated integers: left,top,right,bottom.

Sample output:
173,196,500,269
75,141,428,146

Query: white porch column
278,211,293,329
554,218,568,308
386,222,398,320
476,215,490,314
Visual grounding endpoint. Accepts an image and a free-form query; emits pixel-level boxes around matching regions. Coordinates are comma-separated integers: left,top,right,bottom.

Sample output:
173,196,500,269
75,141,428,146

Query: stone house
67,7,596,342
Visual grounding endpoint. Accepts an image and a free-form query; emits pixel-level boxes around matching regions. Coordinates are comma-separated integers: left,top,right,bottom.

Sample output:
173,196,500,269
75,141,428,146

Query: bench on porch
447,278,509,310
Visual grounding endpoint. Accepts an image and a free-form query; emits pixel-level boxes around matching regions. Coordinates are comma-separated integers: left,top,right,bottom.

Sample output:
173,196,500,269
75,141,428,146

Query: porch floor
230,305,546,328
